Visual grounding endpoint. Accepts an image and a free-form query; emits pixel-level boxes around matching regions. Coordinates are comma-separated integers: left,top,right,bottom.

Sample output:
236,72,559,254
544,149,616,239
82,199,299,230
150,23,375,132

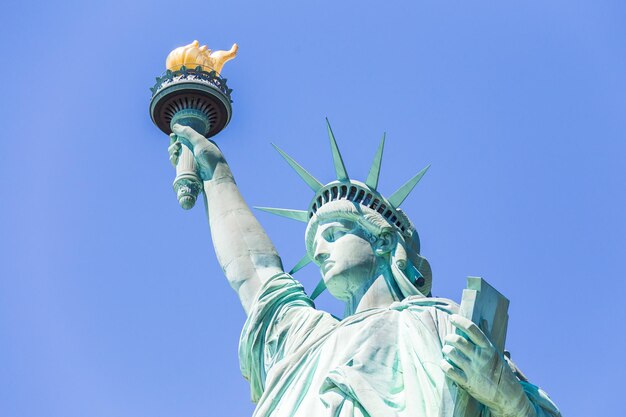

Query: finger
168,143,181,166
172,124,208,149
167,141,182,160
444,333,474,357
442,345,471,371
169,133,177,146
449,314,490,348
440,359,468,386
168,141,181,156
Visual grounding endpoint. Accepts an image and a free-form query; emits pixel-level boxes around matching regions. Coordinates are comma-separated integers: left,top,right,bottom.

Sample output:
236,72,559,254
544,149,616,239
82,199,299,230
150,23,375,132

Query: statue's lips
321,261,335,276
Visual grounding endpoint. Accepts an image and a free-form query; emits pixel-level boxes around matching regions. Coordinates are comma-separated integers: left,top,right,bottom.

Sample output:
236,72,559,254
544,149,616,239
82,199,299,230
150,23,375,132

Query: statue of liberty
151,41,561,417
165,123,560,417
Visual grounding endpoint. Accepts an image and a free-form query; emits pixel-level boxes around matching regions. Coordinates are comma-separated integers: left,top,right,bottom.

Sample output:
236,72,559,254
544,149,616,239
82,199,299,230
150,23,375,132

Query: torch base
150,67,232,138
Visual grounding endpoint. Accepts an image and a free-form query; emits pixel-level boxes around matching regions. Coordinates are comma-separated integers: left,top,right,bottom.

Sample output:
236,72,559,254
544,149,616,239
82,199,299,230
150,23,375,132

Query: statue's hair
305,200,432,298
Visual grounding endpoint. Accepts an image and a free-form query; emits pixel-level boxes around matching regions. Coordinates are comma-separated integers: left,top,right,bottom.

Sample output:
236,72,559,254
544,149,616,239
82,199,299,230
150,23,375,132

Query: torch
149,40,237,209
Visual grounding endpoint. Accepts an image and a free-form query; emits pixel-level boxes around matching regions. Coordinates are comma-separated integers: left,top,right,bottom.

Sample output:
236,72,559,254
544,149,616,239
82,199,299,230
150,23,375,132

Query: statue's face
312,219,378,301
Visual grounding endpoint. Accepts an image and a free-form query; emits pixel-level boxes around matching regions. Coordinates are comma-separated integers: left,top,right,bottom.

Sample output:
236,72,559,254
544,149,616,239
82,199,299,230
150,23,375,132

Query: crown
256,119,430,299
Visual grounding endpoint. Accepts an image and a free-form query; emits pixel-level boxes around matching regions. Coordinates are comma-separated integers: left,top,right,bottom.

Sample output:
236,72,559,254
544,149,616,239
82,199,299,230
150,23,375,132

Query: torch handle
173,145,202,210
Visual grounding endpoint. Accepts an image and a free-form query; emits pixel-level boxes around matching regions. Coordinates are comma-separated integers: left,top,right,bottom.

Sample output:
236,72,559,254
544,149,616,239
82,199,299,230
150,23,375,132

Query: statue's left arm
441,314,561,417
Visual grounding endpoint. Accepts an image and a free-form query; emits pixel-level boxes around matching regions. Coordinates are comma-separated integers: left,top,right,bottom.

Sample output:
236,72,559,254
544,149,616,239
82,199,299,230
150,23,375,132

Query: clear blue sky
1,1,624,416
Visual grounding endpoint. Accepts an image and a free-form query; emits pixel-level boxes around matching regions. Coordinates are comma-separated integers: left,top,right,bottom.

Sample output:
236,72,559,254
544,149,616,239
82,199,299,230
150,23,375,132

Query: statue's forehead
316,218,355,231
312,219,368,247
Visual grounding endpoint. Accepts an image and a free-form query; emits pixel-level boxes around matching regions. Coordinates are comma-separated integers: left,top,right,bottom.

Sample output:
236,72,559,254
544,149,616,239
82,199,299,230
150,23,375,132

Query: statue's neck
344,266,402,316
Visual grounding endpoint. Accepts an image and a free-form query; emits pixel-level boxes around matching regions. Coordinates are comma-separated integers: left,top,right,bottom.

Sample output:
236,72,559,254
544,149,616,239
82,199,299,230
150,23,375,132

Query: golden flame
165,40,238,74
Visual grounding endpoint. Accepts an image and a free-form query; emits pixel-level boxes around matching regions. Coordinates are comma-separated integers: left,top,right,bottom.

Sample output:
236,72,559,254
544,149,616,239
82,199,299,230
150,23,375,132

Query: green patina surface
149,60,561,415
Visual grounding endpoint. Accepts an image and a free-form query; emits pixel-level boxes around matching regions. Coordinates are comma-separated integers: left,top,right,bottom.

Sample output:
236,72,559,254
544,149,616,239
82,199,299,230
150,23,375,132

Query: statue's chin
323,273,358,302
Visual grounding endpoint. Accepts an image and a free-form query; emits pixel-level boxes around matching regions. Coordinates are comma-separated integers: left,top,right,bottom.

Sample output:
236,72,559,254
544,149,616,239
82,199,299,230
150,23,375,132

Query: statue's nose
313,241,330,264
315,252,329,264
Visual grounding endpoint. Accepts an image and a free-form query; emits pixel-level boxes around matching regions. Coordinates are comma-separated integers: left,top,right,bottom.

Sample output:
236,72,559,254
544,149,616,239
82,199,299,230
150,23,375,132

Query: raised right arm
171,124,284,315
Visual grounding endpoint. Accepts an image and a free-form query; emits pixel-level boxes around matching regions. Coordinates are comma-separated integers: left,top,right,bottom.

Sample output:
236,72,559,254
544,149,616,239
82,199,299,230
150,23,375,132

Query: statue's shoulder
400,295,460,315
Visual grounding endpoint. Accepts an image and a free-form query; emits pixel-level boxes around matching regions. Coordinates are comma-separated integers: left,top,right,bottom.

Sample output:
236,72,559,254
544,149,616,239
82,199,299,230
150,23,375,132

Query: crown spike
255,207,309,222
326,118,349,181
365,133,386,189
289,253,312,274
272,144,324,192
310,278,327,300
388,165,431,208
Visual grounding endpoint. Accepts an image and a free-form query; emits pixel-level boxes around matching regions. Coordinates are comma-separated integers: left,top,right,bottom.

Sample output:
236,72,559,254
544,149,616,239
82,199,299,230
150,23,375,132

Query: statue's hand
440,314,535,417
169,124,225,181
168,133,182,166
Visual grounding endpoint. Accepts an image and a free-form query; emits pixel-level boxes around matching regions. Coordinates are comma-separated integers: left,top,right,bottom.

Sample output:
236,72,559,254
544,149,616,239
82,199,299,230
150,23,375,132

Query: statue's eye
323,228,347,242
321,229,334,242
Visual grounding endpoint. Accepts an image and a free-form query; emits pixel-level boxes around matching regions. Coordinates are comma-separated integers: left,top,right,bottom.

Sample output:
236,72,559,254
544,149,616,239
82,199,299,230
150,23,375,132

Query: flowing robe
239,273,560,417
